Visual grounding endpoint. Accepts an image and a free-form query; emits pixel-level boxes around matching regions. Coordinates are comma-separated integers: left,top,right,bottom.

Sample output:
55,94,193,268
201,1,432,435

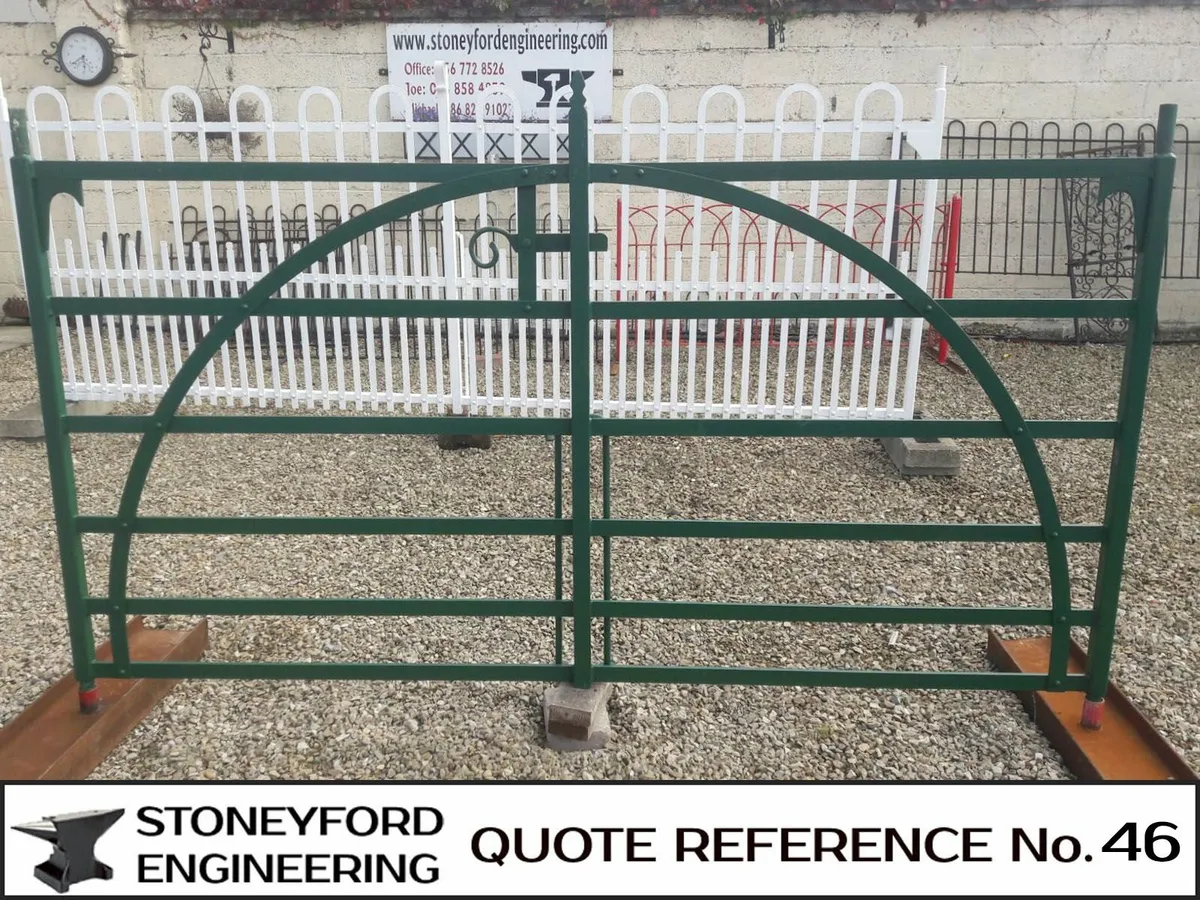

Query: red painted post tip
1080,698,1105,730
78,686,100,714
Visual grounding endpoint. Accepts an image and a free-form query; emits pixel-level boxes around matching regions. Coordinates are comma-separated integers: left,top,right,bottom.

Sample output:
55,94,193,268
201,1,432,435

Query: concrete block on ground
436,411,494,450
881,435,962,477
543,682,614,751
0,399,116,440
436,431,494,451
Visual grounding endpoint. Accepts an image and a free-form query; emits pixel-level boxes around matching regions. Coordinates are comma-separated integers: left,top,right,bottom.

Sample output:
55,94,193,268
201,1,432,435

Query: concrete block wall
2,1,1197,328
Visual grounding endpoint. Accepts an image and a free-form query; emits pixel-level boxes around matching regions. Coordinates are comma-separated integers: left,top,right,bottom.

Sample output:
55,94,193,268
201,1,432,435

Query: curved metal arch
598,164,1072,677
104,157,1072,682
103,164,565,666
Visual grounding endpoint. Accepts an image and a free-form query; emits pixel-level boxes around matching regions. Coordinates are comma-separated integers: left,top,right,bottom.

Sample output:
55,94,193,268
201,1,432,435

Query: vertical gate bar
1044,542,1074,686
10,111,100,710
554,434,564,665
1082,104,1177,727
567,73,594,689
516,185,537,302
434,62,464,414
602,435,612,665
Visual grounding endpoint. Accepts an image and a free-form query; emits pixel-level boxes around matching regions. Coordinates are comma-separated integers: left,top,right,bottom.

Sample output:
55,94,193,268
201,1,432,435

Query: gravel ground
0,334,1197,780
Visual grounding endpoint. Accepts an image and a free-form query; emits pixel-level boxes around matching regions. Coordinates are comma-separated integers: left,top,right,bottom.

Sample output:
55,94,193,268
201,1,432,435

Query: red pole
615,198,624,370
937,194,962,365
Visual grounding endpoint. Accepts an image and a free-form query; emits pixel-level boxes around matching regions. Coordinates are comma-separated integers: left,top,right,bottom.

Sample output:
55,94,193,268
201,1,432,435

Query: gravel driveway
1,336,1196,780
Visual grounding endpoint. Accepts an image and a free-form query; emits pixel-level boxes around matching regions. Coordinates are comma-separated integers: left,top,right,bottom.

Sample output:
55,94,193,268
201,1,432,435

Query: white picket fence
0,66,948,419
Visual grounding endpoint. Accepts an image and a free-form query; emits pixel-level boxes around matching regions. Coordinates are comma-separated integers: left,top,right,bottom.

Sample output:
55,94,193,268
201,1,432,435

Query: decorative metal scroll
1058,142,1146,343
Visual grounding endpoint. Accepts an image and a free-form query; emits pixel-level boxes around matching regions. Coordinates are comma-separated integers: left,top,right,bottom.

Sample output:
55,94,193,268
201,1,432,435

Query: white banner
2,783,1195,896
385,22,614,123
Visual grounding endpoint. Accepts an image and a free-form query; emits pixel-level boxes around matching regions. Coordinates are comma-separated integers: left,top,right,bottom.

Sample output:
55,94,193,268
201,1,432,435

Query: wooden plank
986,631,1197,782
0,617,208,780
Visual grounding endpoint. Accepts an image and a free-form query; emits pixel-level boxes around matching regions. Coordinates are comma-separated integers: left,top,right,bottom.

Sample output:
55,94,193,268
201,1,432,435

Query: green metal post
516,185,537,302
1082,103,1177,726
602,435,612,665
9,111,100,711
567,73,594,688
554,435,564,664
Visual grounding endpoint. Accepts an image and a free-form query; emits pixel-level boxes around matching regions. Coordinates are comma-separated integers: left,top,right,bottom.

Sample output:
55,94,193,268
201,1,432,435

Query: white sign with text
385,22,614,124
2,783,1195,896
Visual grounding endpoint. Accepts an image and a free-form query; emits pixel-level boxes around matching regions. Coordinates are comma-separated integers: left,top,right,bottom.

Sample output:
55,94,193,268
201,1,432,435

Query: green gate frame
10,75,1178,729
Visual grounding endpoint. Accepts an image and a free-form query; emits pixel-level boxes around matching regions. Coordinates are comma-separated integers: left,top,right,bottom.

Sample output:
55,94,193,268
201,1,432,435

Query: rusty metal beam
0,617,208,780
986,631,1196,781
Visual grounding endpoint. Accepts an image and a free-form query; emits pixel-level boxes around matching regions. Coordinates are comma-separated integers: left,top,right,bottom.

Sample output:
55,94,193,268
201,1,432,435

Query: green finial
1155,104,1178,155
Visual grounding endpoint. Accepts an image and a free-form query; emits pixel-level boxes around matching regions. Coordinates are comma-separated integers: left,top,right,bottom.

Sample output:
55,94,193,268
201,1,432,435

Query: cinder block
437,432,493,450
436,411,493,451
0,399,116,440
543,682,614,751
881,434,962,478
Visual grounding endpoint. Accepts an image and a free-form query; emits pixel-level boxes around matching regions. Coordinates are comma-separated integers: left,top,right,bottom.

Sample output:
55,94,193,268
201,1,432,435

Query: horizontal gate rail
590,602,1092,627
74,516,570,536
21,155,1153,192
70,516,1105,542
590,521,1105,542
66,414,573,435
63,416,1119,439
87,662,576,682
22,155,1154,184
8,71,1178,726
86,598,574,617
44,296,1137,320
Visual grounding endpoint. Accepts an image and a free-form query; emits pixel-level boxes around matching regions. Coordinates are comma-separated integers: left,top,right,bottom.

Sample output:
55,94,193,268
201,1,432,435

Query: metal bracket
767,21,786,50
40,41,62,74
467,224,607,271
900,125,942,163
198,24,234,63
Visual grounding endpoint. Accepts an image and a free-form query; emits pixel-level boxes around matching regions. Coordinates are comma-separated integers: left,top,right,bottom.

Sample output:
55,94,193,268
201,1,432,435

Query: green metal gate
9,75,1178,729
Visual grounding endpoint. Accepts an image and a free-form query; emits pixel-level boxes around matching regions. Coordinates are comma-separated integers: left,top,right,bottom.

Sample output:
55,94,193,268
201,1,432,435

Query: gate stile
11,75,1177,731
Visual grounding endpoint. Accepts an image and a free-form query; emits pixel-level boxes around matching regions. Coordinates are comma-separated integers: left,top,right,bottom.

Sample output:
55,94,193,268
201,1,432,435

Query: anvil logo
521,69,595,108
12,808,124,893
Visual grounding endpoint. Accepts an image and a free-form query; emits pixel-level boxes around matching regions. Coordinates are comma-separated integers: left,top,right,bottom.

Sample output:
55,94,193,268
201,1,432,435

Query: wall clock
43,26,117,87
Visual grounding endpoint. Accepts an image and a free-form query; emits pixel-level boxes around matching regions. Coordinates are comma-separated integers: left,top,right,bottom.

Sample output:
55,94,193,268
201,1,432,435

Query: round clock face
58,28,111,86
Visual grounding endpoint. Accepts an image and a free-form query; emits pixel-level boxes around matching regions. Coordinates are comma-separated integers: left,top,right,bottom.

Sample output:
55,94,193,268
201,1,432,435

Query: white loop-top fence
0,66,948,419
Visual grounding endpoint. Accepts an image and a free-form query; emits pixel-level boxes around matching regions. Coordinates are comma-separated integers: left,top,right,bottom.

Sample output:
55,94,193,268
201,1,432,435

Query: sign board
385,22,614,127
4,783,1197,896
